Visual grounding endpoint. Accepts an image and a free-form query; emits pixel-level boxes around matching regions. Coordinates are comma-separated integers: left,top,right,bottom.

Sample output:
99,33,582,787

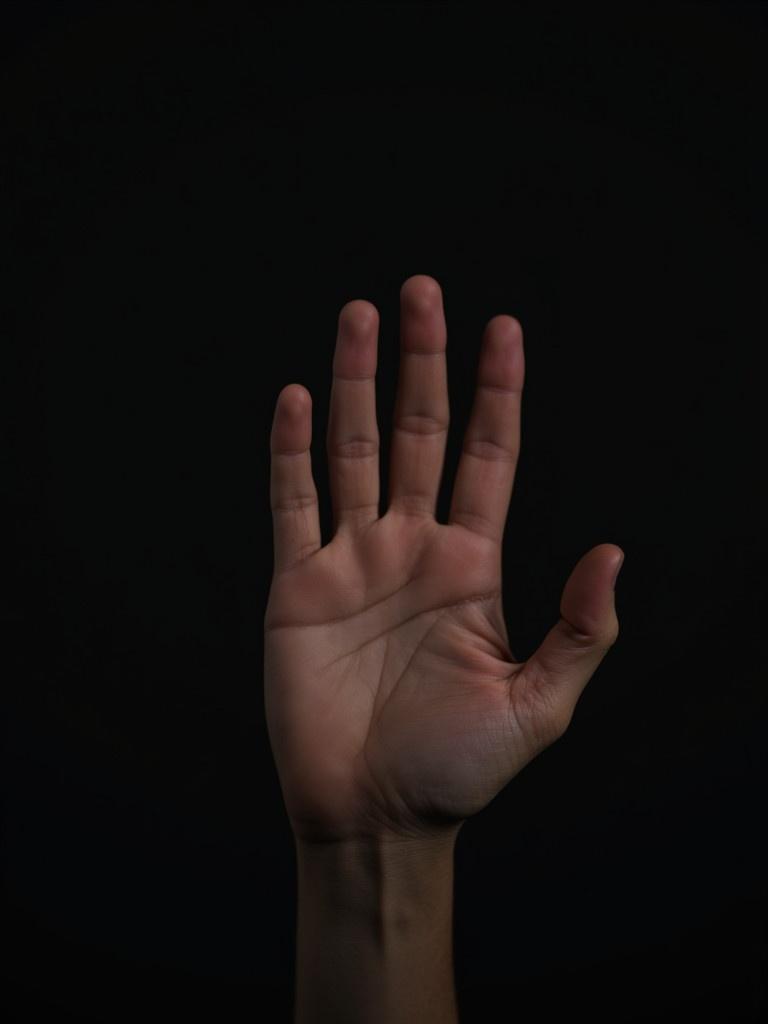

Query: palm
265,276,622,844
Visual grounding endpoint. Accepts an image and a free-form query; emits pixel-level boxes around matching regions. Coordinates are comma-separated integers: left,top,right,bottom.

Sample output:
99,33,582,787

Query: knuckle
559,621,596,649
395,413,449,436
462,437,518,462
450,506,491,530
271,494,317,513
597,618,620,651
560,617,619,653
329,438,380,459
389,493,435,517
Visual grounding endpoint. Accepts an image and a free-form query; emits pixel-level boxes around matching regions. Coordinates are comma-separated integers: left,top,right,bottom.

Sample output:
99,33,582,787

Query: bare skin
264,274,624,1022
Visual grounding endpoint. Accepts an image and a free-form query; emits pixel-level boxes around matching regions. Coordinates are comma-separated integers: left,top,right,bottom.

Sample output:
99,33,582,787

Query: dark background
3,2,767,1021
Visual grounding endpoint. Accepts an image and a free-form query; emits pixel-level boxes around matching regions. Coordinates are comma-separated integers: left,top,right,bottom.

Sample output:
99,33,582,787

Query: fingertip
488,314,523,341
279,384,311,416
400,274,443,310
590,542,623,564
272,385,312,454
610,548,625,590
340,299,379,331
598,543,624,572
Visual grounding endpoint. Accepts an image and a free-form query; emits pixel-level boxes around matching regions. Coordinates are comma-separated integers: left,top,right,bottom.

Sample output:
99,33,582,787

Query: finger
519,544,624,736
388,275,450,519
269,384,321,573
327,300,381,534
447,315,524,545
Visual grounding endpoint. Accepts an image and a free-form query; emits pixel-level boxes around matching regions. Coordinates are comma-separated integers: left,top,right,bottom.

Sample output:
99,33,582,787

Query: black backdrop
4,3,767,1022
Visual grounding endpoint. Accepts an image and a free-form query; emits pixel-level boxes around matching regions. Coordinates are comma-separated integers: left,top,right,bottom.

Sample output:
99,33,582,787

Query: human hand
264,275,623,845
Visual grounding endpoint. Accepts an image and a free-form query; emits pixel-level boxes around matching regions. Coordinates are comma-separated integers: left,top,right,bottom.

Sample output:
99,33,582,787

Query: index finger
447,315,524,545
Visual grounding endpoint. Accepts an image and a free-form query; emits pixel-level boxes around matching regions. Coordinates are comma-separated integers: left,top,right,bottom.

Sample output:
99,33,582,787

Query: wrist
295,830,459,927
293,831,461,1024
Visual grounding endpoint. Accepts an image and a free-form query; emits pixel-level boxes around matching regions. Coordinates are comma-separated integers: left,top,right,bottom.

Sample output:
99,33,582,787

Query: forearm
293,832,460,1024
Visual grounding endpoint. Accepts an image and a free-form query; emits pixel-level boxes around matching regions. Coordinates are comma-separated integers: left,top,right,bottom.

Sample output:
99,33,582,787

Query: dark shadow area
4,3,767,1021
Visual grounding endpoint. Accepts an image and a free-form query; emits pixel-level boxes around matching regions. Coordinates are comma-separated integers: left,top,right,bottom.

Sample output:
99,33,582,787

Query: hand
264,275,623,845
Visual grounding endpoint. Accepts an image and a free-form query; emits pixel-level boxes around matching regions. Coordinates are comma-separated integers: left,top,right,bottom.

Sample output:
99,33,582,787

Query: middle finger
387,275,450,520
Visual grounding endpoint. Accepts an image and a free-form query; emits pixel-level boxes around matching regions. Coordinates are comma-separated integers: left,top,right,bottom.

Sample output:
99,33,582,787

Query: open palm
264,275,623,845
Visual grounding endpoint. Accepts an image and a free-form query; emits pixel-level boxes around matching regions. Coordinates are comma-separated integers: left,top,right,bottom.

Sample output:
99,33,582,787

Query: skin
264,274,624,1022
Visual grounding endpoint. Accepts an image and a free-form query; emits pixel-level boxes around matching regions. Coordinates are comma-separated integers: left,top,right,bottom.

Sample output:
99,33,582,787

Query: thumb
521,543,624,735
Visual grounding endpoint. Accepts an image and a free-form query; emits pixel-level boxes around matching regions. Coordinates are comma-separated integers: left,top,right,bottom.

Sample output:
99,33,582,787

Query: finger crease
462,438,517,462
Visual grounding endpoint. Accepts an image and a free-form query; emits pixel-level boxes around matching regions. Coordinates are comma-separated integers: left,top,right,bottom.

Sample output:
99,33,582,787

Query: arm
294,832,460,1024
264,274,623,1024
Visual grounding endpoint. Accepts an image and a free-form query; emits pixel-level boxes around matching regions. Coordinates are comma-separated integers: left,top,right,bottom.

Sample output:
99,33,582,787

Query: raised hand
264,275,623,845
